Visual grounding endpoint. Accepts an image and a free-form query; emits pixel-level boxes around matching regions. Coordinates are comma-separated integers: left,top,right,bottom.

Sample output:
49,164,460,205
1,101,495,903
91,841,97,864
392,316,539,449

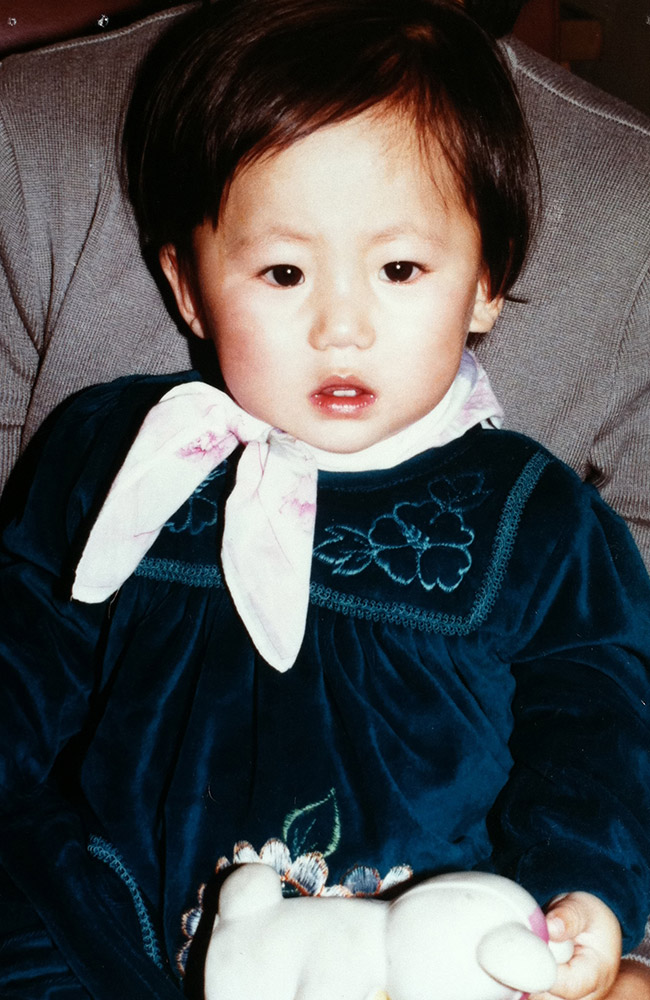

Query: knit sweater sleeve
0,14,194,499
0,109,43,484
488,467,650,950
0,377,192,997
589,266,650,566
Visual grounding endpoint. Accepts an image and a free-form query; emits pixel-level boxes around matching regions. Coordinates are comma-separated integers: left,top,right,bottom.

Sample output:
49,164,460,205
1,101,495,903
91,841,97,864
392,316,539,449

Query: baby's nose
308,286,375,351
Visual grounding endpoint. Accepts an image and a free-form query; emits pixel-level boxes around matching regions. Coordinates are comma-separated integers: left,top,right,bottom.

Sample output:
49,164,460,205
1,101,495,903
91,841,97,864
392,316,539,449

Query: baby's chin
290,421,414,457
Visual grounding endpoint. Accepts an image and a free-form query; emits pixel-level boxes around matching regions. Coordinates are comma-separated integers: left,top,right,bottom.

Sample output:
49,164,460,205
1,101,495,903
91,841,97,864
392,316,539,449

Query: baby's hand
601,959,650,999
529,892,621,1000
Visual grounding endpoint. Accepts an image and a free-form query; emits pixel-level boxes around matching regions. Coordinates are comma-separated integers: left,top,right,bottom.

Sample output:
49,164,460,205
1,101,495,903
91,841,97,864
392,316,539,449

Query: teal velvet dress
1,372,650,998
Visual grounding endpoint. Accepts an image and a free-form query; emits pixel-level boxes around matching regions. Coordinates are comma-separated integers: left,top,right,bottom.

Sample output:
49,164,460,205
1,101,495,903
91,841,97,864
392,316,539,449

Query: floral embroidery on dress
164,467,225,535
314,474,488,592
176,789,412,976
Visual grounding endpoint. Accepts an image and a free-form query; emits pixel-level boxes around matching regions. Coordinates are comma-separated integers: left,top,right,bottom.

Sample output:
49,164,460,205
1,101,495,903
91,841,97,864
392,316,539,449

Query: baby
0,1,649,999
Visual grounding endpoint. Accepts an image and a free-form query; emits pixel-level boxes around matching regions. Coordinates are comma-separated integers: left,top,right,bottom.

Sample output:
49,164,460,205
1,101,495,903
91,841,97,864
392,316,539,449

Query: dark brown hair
125,0,538,298
464,0,527,36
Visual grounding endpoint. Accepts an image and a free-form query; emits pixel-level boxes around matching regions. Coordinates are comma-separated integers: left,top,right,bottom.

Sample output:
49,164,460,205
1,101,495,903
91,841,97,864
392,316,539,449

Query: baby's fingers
529,947,610,1000
530,893,621,1000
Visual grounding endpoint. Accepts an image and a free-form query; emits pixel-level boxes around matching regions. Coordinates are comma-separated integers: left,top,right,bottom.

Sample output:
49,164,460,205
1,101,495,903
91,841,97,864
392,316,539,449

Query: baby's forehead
227,106,468,214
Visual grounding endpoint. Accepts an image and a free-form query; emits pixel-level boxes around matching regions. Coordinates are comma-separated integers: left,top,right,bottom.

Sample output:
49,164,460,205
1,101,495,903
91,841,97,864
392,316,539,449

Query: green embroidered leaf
313,526,374,576
282,788,341,859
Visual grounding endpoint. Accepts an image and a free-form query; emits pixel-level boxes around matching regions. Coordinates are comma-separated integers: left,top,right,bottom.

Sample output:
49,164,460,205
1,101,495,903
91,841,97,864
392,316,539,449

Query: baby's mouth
311,379,376,415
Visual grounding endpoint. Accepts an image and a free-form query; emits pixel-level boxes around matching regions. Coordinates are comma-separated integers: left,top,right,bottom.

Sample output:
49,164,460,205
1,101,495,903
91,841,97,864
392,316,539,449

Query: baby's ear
159,243,208,339
468,274,503,334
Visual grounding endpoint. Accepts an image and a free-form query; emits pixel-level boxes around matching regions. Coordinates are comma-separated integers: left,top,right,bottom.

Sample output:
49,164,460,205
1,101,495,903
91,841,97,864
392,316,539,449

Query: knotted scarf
73,350,502,671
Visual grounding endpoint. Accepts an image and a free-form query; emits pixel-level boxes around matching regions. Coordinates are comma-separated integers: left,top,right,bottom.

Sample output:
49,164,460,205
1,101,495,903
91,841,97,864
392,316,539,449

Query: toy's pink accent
528,905,550,942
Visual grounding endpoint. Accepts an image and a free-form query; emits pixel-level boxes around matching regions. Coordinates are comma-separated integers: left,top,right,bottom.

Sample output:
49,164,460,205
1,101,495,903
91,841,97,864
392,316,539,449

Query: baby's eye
261,265,305,287
380,261,422,283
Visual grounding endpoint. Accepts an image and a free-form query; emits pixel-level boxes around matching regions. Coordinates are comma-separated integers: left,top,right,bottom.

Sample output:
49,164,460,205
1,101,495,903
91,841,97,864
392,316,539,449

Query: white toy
204,864,574,1000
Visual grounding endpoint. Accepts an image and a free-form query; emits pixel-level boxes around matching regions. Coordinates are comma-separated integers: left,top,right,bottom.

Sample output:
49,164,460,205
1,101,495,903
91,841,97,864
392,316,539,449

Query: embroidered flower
176,789,412,976
178,882,205,974
341,863,413,896
164,467,225,535
370,504,473,592
314,475,487,592
176,846,412,974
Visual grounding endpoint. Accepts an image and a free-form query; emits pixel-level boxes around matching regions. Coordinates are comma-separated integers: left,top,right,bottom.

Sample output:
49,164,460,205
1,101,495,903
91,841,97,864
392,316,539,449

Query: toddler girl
1,1,649,998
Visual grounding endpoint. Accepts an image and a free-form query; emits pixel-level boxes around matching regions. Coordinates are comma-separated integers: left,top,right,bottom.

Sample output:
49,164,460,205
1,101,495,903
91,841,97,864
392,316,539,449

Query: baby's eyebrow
369,224,446,247
229,228,313,252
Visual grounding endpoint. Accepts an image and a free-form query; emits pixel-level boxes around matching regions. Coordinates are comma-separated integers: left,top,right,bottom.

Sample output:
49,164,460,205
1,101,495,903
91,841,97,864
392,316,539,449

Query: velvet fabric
1,372,650,996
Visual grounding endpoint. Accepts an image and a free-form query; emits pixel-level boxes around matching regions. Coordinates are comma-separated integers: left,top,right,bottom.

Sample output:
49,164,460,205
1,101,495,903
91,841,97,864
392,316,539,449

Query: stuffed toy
204,864,574,1000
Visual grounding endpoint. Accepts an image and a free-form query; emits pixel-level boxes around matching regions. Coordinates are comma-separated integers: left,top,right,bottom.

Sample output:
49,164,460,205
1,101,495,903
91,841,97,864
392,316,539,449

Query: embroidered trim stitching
87,834,165,970
310,451,551,634
134,558,224,588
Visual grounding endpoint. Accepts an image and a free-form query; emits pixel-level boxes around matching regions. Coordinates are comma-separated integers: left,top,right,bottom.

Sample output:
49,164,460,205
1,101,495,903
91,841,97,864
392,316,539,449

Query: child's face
162,109,501,452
